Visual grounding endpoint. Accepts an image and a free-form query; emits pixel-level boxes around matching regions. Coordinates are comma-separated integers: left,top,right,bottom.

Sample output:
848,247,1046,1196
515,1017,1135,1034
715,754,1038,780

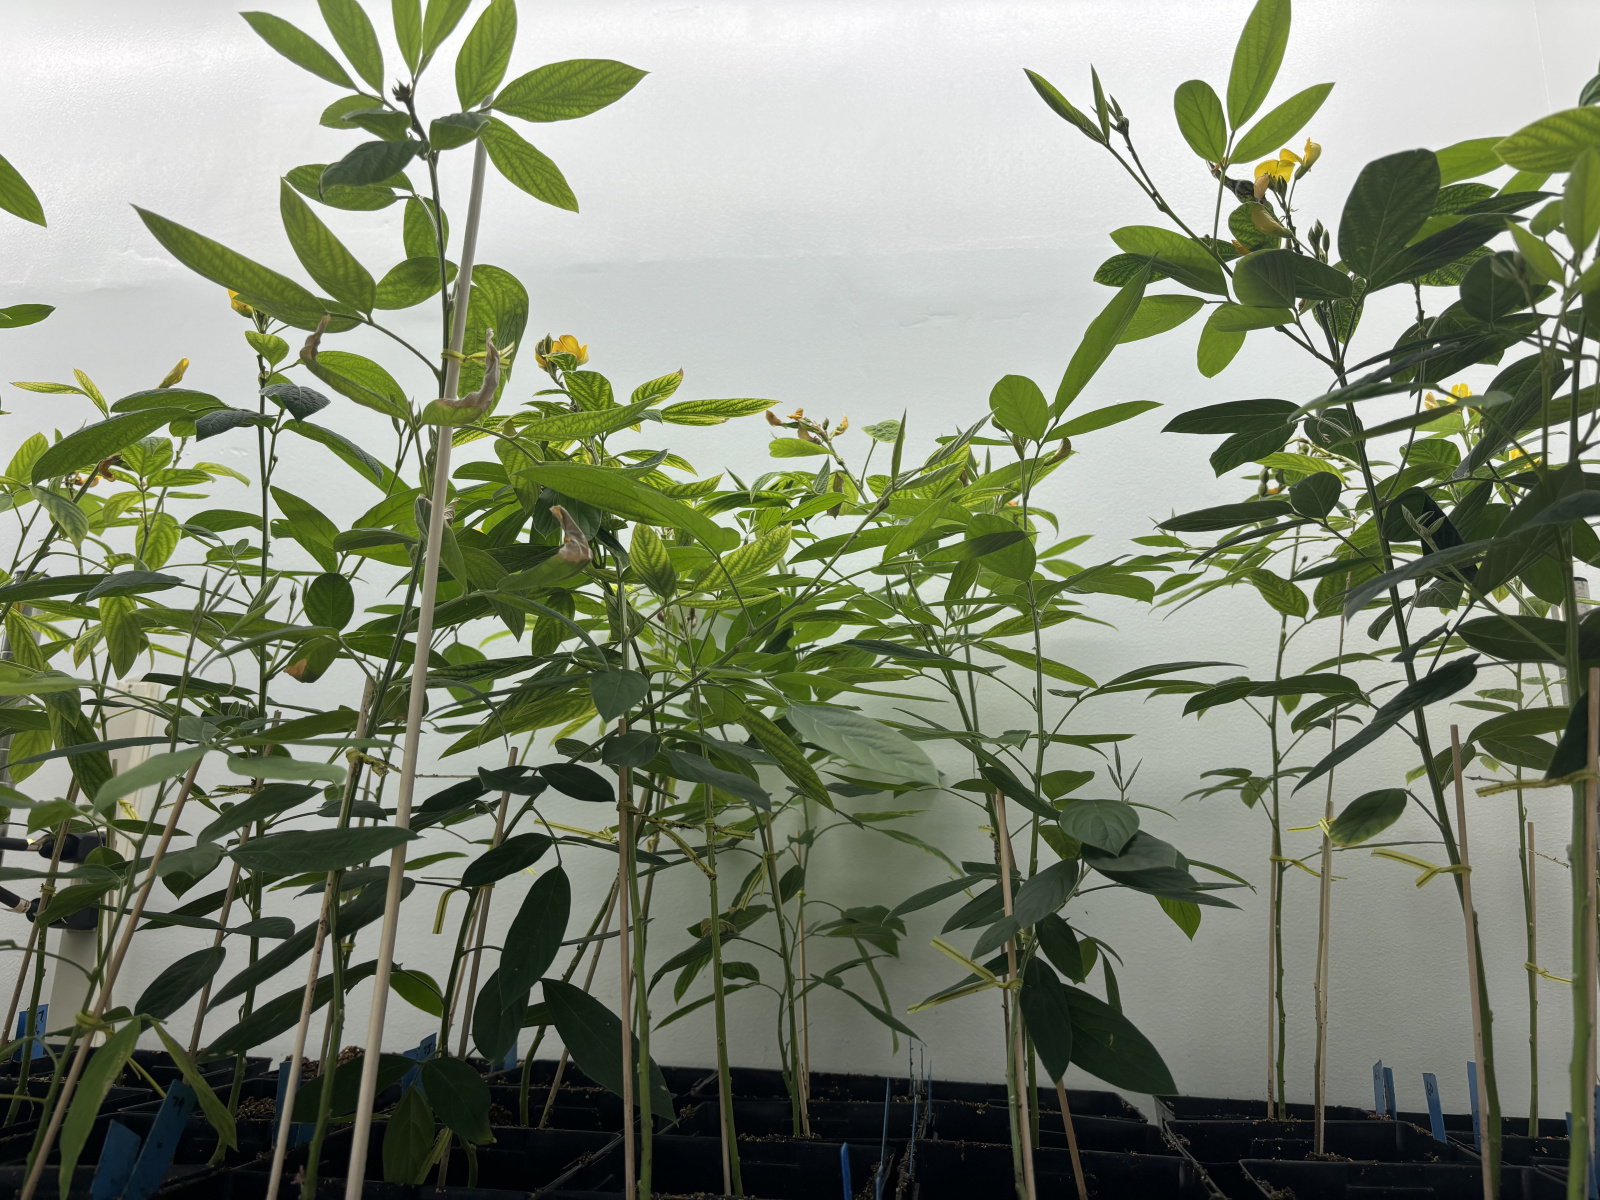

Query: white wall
1,0,1597,1120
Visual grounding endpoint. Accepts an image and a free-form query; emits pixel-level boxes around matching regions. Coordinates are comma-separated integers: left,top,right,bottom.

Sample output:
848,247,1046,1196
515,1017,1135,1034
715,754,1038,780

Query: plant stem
1526,817,1539,1130
454,749,518,1058
1451,728,1495,1200
993,791,1036,1200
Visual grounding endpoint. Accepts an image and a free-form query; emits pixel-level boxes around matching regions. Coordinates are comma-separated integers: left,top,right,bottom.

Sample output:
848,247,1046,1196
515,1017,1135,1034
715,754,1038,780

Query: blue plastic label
1422,1072,1446,1143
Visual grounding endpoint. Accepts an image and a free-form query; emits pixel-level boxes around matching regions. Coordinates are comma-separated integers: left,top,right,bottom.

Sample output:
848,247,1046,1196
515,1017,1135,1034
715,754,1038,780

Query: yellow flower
1302,139,1322,173
1507,445,1542,467
159,358,189,388
534,334,588,369
1254,157,1296,187
227,289,253,317
835,415,849,434
1450,383,1472,400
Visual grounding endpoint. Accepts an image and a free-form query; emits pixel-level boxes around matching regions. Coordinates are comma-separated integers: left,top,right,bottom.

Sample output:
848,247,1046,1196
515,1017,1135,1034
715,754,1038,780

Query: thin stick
1266,851,1277,1119
187,833,247,1056
992,792,1036,1200
1312,622,1345,1151
18,758,203,1200
617,782,635,1200
1588,672,1599,1167
1450,726,1491,1200
1528,819,1539,1131
454,748,519,1058
1054,1079,1088,1200
341,138,491,1200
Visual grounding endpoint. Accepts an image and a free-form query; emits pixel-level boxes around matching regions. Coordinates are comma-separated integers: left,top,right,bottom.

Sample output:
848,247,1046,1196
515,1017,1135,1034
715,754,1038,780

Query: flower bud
227,290,253,318
158,358,189,388
1301,139,1321,174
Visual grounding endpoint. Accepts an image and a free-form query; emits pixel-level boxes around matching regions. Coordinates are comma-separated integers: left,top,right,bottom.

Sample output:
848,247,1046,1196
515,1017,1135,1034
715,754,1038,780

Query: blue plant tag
401,1032,436,1092
13,1004,45,1061
123,1081,197,1200
275,1059,314,1147
1383,1066,1397,1119
1422,1073,1446,1143
497,1044,519,1073
1467,1061,1481,1150
840,1143,852,1200
90,1120,141,1200
1373,1061,1385,1115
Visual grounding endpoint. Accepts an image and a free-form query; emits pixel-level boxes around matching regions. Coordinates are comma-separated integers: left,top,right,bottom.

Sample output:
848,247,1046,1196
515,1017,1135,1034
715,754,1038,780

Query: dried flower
227,290,254,318
441,328,501,419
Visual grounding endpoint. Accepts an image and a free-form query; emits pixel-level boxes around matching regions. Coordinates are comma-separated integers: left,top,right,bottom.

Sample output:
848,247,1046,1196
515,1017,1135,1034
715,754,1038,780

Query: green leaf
422,0,472,64
663,749,770,810
420,1056,492,1144
539,763,613,803
742,706,833,808
1338,149,1440,284
32,487,88,547
1110,226,1226,295
1327,788,1407,846
519,461,726,547
1019,960,1074,1081
1159,897,1202,939
1289,471,1340,518
1297,656,1479,791
302,349,410,419
1497,107,1600,172
590,670,648,722
1172,80,1227,161
1063,984,1175,1093
0,303,53,329
1024,69,1103,144
479,118,577,211
286,419,394,489
1567,149,1600,253
1226,0,1291,128
241,11,354,87
133,206,322,314
93,748,203,813
322,140,420,193
543,979,674,1116
394,0,422,71
304,572,355,629
1197,311,1246,378
152,1025,236,1151
59,1020,141,1194
0,151,45,226
1057,799,1138,855
455,0,516,108
272,485,340,571
1159,498,1294,532
375,256,454,309
291,1051,411,1120
988,374,1048,441
461,831,552,888
494,59,648,122
230,826,417,874
430,111,489,151
1470,706,1570,742
1438,136,1506,185
137,946,225,1019
1232,82,1334,162
383,1086,436,1184
787,702,940,786
501,866,570,995
1233,248,1352,306
1056,400,1160,438
279,180,376,311
287,162,400,211
390,968,444,1017
629,523,677,599
1246,567,1307,618
1117,295,1204,344
1055,270,1149,414
471,966,527,1063
319,0,383,90
660,396,774,426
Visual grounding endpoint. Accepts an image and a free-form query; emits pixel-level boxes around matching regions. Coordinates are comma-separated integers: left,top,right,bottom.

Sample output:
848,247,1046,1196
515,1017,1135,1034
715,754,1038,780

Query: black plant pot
931,1099,1171,1154
1156,1095,1370,1124
0,1080,151,1142
561,1131,893,1200
906,1138,1212,1199
675,1097,922,1143
1239,1158,1565,1199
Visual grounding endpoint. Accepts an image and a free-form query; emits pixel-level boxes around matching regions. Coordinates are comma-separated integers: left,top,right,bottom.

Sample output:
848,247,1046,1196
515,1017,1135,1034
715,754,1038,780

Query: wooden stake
19,758,203,1200
341,138,492,1200
1528,819,1538,1132
992,792,1037,1200
1450,726,1491,1200
1266,849,1277,1119
1587,672,1599,1164
1054,1079,1088,1200
617,765,636,1200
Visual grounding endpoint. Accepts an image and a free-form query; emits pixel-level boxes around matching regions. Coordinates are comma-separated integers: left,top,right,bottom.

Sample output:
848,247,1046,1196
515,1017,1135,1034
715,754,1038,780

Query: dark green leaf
1159,499,1294,532
1233,248,1352,306
543,978,674,1116
1064,984,1175,1093
460,832,552,889
383,1086,436,1184
1056,799,1138,855
1327,788,1407,846
136,946,225,1019
501,866,571,996
538,762,613,803
1019,959,1074,1081
589,670,648,723
1172,79,1227,161
1338,149,1441,284
1232,82,1334,161
322,141,420,194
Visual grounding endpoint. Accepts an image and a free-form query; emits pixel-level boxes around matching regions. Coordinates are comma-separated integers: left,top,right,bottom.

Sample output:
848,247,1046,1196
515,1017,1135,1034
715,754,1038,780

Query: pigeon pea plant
1028,0,1600,1192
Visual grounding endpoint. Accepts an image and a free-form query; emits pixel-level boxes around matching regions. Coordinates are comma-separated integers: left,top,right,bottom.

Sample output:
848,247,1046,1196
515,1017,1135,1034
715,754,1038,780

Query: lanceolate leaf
133,206,322,313
460,832,552,888
1231,82,1334,162
229,826,417,874
318,0,383,90
480,118,577,211
1327,789,1408,846
1019,959,1074,1081
494,59,648,122
1054,270,1149,415
59,1021,141,1189
0,151,45,226
279,180,376,311
1225,0,1291,128
137,946,226,1020
1063,984,1176,1093
455,0,517,109
501,866,571,996
543,979,674,1116
786,702,940,786
241,11,354,88
321,140,420,194
742,706,832,808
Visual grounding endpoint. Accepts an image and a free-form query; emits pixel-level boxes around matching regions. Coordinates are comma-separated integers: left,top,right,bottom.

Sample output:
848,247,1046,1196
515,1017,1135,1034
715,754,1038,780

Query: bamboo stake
454,748,519,1058
1450,726,1492,1200
617,778,636,1200
992,791,1036,1200
18,758,203,1200
1054,1080,1088,1200
1588,673,1599,1172
264,686,374,1200
1266,850,1277,1119
1528,820,1538,1130
341,137,492,1200
1312,623,1345,1151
